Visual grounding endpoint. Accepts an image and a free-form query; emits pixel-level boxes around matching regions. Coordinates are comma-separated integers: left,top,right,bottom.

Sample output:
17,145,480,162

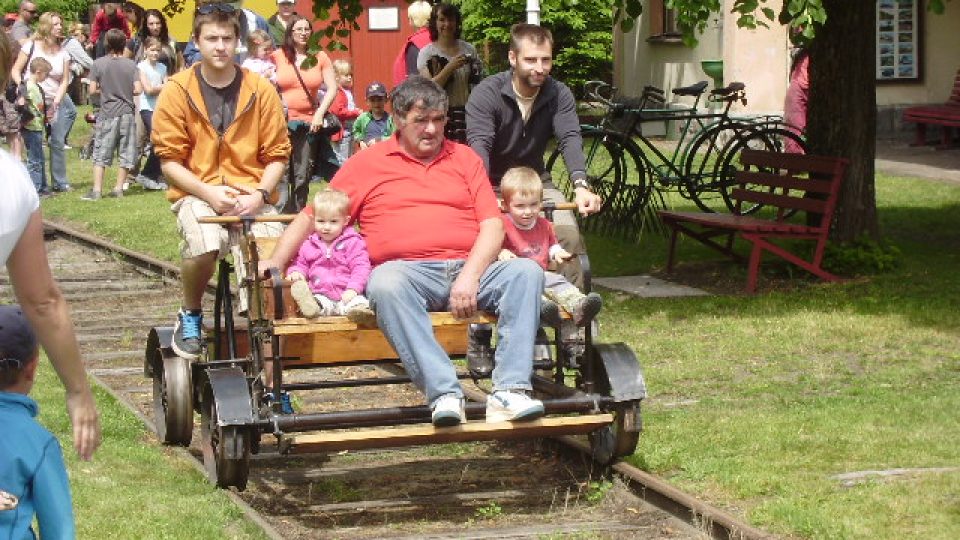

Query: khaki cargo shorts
172,195,284,260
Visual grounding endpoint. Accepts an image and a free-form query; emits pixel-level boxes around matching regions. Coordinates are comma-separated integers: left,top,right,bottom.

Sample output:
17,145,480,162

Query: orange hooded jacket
152,65,291,203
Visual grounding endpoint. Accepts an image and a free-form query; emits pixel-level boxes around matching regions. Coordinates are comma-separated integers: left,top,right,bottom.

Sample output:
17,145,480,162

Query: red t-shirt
326,137,500,265
501,215,557,270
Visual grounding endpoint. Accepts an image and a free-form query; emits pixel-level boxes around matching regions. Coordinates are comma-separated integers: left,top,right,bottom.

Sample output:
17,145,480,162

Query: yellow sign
129,0,280,42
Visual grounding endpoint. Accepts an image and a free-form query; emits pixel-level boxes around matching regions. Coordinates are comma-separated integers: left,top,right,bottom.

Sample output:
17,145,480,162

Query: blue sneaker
279,392,294,414
172,309,203,360
265,392,295,414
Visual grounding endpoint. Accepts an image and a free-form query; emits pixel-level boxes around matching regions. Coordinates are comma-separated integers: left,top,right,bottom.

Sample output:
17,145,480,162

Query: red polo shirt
328,137,500,265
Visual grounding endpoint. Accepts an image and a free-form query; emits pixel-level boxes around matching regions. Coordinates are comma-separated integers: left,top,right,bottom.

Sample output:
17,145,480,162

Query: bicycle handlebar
583,80,617,107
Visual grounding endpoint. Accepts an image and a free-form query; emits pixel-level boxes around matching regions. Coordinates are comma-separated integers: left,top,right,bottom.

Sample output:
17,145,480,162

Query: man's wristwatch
255,188,270,204
572,178,591,191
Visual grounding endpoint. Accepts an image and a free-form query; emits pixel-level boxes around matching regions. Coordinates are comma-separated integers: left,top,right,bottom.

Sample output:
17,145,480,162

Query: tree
456,0,615,97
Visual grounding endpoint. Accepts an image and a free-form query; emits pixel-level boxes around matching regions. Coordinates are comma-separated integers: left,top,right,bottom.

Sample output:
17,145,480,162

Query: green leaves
458,0,615,97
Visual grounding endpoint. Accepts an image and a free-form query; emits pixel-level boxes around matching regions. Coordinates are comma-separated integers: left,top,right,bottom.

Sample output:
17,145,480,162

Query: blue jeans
48,94,77,189
334,130,353,165
366,258,544,406
22,129,46,192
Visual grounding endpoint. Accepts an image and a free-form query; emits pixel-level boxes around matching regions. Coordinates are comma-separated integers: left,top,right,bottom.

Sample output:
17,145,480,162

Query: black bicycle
547,81,808,223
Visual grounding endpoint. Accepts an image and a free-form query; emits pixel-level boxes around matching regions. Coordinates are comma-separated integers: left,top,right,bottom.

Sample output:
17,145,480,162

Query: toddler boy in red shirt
498,166,602,326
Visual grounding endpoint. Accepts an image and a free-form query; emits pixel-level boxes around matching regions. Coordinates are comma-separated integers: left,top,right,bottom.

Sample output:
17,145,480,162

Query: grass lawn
33,366,265,539
37,108,960,539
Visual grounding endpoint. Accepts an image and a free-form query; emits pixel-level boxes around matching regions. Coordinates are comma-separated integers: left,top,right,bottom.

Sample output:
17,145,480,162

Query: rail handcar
145,209,645,490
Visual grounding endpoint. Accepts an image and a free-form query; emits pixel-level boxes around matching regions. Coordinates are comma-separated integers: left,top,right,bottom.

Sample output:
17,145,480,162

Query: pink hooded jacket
285,227,372,301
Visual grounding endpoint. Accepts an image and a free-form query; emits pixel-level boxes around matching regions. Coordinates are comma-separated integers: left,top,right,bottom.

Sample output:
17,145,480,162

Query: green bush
0,0,87,21
822,237,902,276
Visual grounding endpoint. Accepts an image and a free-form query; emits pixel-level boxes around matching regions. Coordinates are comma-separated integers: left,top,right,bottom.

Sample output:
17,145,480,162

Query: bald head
18,1,37,23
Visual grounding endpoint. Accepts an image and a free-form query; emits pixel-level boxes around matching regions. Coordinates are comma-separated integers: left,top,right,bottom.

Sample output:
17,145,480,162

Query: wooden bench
657,149,849,293
903,69,960,149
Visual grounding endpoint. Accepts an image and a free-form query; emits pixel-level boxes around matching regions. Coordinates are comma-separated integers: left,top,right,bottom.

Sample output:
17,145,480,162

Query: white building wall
614,1,789,116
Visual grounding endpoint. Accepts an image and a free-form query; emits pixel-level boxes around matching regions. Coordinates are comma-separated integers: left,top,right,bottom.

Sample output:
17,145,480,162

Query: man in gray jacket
465,23,602,376
466,23,601,285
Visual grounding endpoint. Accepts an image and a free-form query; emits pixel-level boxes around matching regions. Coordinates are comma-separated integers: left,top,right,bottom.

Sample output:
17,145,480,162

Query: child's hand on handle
552,248,572,265
287,271,305,282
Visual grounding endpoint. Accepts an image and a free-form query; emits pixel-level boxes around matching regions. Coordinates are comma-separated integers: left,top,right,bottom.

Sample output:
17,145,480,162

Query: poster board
876,0,922,82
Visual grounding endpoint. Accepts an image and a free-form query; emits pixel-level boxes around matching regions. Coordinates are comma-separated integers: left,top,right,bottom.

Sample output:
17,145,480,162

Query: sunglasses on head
196,3,236,15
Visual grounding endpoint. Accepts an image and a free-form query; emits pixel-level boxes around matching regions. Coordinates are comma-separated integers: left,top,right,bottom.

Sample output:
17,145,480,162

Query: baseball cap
366,81,387,98
0,305,38,371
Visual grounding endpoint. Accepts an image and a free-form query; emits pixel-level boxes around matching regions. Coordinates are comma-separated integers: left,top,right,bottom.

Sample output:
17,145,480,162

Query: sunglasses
196,3,236,15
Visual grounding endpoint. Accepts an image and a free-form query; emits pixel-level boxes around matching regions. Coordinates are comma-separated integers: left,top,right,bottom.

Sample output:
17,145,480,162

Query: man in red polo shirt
265,76,545,427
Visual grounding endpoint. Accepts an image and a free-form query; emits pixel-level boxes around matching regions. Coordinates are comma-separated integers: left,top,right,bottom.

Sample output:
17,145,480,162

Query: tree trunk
807,0,879,241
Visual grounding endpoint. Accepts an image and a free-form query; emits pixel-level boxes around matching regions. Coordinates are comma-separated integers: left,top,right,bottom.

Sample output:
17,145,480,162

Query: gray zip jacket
466,70,586,186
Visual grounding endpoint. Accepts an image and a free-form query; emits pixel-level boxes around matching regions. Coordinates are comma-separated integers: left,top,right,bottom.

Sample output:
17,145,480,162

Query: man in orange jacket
152,4,290,360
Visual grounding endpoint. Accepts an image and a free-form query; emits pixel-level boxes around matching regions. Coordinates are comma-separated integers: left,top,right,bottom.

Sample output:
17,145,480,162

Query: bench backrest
731,150,849,230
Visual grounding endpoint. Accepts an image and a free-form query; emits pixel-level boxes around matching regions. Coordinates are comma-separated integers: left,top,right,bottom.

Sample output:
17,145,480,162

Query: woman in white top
417,3,483,143
0,36,101,461
11,12,76,192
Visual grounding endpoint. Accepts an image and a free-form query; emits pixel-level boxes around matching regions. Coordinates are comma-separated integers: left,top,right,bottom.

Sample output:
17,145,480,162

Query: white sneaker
431,394,465,427
485,391,545,423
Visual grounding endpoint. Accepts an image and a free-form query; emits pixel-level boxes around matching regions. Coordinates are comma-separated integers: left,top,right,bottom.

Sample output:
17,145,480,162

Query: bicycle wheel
545,128,628,216
715,126,809,216
680,122,751,212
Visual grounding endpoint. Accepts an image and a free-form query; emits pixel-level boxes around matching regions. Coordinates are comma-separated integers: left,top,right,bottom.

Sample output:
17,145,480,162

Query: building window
648,0,681,42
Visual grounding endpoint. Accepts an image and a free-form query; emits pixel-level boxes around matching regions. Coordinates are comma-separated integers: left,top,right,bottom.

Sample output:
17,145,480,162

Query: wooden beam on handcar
283,414,613,454
272,311,499,334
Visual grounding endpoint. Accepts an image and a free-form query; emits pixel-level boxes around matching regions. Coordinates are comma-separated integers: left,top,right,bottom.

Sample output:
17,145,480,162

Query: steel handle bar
198,203,579,225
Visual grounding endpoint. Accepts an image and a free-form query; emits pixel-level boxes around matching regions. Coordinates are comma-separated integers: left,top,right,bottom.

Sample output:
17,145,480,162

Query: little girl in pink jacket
286,189,375,324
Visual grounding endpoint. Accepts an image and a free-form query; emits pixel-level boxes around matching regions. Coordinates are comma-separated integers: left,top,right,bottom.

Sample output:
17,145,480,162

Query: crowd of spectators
0,1,424,209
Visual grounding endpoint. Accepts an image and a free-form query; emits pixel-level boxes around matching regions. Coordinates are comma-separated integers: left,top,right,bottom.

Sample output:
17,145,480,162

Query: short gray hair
391,76,449,118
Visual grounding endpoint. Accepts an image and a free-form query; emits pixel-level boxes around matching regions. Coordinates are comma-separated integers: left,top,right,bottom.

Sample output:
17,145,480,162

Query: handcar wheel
152,356,194,446
585,343,643,465
200,386,250,490
589,402,641,465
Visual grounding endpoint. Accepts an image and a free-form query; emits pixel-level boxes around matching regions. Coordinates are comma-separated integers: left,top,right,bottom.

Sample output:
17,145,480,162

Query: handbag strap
20,41,36,81
290,55,319,110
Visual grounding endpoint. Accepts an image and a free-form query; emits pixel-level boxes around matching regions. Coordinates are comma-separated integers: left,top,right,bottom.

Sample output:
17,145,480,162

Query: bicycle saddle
672,81,708,97
710,82,746,96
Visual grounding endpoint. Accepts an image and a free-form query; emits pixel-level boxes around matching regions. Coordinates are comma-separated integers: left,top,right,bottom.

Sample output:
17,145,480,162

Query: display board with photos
876,0,921,81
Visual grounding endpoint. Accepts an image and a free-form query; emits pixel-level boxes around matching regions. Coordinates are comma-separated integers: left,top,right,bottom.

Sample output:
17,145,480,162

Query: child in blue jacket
0,305,75,539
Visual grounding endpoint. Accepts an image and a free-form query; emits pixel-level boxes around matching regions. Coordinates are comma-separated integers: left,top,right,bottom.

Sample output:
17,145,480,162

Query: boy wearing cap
0,305,76,539
352,81,395,150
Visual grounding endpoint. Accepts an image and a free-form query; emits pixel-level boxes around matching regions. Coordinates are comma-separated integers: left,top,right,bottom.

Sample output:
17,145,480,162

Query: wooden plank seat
902,68,960,148
283,414,614,454
658,149,849,293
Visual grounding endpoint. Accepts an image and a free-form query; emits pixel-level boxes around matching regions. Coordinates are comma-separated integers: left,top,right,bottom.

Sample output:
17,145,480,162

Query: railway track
0,222,773,540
